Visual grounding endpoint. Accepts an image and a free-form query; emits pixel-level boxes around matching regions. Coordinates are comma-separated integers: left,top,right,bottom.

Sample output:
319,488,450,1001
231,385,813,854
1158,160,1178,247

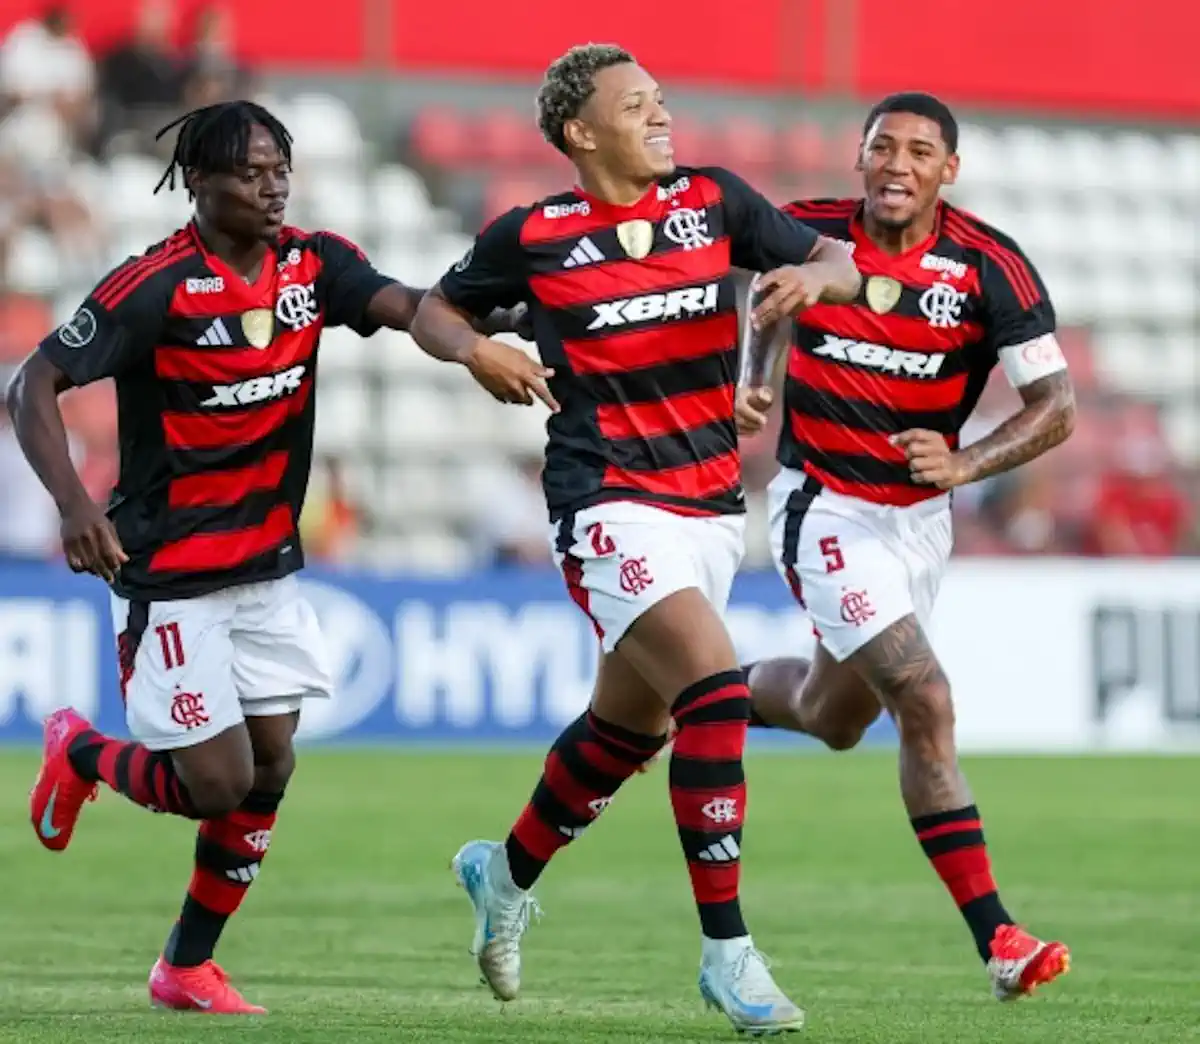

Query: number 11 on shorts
155,621,185,669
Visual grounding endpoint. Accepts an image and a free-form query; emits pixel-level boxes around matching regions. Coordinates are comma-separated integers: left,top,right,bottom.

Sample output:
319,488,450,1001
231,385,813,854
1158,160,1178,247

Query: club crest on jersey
865,276,903,315
919,282,968,329
663,208,712,250
616,219,654,259
241,309,274,349
275,282,319,333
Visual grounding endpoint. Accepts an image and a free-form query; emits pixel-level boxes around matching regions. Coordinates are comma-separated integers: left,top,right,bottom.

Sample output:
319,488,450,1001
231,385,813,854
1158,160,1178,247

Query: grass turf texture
0,750,1196,1042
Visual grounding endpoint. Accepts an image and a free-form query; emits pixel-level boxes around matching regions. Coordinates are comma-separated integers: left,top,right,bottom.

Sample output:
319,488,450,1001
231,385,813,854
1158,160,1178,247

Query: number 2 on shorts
819,536,845,573
155,621,185,670
588,522,616,556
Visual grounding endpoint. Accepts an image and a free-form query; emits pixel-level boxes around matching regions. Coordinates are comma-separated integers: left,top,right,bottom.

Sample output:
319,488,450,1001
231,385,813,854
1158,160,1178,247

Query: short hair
863,92,959,153
153,101,293,198
536,43,636,154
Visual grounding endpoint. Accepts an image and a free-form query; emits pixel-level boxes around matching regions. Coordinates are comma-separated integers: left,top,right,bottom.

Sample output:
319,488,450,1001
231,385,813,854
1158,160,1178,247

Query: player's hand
736,386,773,436
463,336,559,412
60,499,128,584
751,264,827,328
891,429,972,489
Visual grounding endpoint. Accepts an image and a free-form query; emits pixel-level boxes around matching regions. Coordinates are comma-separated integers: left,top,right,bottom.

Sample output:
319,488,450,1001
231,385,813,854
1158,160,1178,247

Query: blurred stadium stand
1,3,1196,572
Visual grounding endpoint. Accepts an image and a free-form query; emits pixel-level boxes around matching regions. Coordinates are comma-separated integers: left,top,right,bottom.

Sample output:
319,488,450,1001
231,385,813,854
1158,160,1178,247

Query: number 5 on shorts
819,536,845,573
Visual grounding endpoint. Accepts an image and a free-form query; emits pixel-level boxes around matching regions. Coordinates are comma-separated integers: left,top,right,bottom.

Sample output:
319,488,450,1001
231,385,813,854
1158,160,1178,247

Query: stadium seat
314,377,371,454
373,164,438,236
6,227,60,296
711,116,776,175
287,93,365,167
477,108,544,167
778,120,828,174
409,106,476,169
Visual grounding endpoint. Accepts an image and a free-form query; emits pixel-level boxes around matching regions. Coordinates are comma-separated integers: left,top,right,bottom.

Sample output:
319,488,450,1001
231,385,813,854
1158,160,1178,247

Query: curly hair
536,43,635,154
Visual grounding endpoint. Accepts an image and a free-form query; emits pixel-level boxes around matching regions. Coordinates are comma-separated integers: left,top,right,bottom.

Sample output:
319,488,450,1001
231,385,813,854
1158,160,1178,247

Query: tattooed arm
956,369,1075,482
896,330,1076,490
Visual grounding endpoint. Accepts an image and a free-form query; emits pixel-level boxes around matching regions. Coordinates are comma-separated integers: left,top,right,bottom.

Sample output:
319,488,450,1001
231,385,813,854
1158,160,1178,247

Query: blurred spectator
300,456,361,564
180,4,249,106
466,452,553,568
1080,404,1193,557
96,0,184,154
0,5,94,147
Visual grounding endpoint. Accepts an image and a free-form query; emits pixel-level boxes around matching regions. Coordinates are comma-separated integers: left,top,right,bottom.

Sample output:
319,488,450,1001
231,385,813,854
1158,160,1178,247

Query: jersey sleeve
978,240,1066,387
315,232,398,335
36,258,166,386
704,166,819,271
979,244,1057,348
437,207,530,318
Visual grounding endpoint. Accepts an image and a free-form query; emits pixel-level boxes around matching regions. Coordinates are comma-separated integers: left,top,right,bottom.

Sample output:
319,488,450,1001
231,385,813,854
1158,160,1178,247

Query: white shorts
111,575,334,751
550,501,746,653
767,469,953,662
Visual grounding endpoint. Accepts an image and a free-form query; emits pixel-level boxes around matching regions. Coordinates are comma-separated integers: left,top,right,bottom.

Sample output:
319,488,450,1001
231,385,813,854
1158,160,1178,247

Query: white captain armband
998,333,1067,388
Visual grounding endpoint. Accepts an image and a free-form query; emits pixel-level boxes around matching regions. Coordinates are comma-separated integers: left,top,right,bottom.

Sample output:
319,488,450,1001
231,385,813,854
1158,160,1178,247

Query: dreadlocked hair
153,101,293,197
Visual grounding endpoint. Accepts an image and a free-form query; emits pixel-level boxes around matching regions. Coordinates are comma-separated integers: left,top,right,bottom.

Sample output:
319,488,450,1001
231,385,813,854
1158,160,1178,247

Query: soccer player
411,44,859,1034
735,92,1075,1000
5,100,541,1014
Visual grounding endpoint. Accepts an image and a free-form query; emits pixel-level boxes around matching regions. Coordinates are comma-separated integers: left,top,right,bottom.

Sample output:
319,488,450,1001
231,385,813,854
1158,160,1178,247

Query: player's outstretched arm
5,354,127,581
364,282,529,338
412,286,558,412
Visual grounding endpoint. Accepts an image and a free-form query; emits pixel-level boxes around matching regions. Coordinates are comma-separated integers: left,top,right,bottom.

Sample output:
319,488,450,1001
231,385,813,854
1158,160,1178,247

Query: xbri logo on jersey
275,283,319,332
663,208,712,250
201,365,306,407
814,335,945,377
919,282,967,329
587,284,719,330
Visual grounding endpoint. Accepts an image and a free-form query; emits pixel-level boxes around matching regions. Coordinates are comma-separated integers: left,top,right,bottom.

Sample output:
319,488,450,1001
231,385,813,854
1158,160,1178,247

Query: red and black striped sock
912,805,1014,961
164,789,283,967
68,729,198,818
669,669,750,940
505,712,665,890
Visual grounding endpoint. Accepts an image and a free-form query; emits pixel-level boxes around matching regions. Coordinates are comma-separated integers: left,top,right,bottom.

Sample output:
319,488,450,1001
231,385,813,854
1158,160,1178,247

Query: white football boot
451,840,541,1002
699,937,806,1036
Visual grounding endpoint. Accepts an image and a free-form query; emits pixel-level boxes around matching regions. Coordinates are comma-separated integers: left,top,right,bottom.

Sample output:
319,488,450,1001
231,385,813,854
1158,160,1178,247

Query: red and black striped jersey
439,166,819,519
37,222,394,599
777,198,1055,506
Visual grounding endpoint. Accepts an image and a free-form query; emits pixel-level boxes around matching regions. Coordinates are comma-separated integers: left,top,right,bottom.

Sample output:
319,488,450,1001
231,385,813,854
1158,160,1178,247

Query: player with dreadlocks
7,100,543,1014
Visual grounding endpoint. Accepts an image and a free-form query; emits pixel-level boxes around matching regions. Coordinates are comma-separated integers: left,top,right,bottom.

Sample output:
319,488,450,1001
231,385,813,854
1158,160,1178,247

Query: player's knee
187,766,255,819
252,744,295,794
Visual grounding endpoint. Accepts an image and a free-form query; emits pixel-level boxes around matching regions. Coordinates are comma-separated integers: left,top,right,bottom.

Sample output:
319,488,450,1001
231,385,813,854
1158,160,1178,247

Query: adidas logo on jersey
696,835,740,862
195,318,234,347
563,236,605,268
200,365,306,407
587,283,719,330
813,335,946,377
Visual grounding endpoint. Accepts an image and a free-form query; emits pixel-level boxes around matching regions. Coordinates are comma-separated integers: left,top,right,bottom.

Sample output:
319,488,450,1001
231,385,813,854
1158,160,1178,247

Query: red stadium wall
4,0,1197,117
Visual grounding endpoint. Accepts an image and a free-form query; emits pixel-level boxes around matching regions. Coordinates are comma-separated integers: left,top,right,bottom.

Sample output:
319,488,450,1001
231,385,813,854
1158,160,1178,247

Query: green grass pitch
0,750,1197,1042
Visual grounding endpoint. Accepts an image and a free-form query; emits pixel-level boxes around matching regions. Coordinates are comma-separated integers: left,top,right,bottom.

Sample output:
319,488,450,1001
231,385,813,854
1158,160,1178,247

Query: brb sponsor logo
201,365,306,408
544,200,591,219
813,335,945,377
588,284,719,330
186,277,225,294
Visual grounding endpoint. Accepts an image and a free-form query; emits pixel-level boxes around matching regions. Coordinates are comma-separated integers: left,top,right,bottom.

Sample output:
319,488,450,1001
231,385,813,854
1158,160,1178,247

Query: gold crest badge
865,276,903,315
615,219,654,260
241,309,274,349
